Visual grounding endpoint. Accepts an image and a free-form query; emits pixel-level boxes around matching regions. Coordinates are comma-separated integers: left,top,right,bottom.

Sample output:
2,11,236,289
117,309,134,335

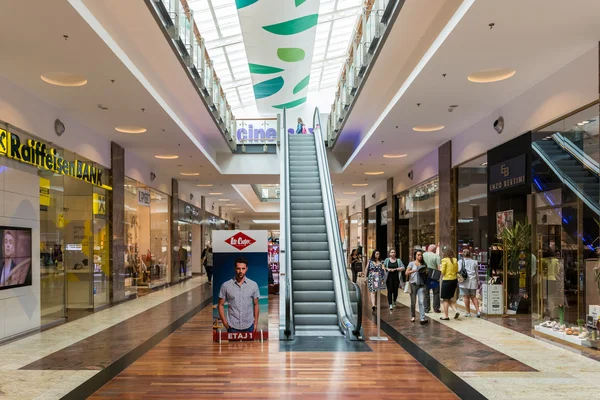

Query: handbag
404,280,412,294
428,268,442,281
457,260,468,283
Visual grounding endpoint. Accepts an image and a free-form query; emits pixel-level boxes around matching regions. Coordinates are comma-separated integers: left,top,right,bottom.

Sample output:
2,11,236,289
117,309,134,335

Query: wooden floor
91,297,457,399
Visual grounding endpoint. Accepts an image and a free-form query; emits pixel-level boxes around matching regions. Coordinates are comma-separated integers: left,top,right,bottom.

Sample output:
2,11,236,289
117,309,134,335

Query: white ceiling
330,0,600,203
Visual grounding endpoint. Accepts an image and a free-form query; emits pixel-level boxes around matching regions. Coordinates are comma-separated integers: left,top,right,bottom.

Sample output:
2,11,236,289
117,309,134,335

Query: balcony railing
150,0,237,151
327,0,402,147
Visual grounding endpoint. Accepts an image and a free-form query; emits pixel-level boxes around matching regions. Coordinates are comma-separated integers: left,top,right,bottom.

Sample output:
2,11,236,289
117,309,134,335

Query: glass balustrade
327,0,400,147
151,0,236,147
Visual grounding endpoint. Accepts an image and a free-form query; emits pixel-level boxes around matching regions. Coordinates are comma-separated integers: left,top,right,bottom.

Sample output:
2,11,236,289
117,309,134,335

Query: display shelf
535,325,599,348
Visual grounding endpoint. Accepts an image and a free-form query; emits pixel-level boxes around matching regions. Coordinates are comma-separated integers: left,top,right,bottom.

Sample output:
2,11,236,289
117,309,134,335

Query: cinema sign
0,127,111,190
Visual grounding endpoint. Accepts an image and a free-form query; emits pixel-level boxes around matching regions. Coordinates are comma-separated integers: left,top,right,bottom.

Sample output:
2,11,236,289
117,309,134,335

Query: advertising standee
212,230,269,342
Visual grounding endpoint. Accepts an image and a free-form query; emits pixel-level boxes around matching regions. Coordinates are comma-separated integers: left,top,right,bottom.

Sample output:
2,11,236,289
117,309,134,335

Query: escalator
532,132,599,215
280,108,363,340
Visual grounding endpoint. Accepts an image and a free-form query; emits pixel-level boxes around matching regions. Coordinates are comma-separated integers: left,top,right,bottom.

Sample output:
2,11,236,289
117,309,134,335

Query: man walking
423,244,441,313
218,256,260,333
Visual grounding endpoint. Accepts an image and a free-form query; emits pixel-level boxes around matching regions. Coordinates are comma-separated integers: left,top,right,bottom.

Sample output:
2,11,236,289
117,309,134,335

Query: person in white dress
459,249,480,317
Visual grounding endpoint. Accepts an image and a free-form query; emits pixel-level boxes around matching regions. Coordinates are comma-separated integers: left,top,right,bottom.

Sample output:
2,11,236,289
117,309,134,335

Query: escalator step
291,226,326,234
291,203,324,210
291,241,329,251
293,280,334,291
291,217,325,225
291,190,322,196
291,196,323,203
293,270,333,280
290,210,324,218
290,183,321,191
294,314,339,326
292,260,331,269
294,291,335,302
291,233,327,242
294,302,337,314
292,250,330,260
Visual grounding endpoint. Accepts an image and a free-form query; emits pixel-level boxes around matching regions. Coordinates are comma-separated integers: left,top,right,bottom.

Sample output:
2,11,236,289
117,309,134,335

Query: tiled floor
2,275,600,400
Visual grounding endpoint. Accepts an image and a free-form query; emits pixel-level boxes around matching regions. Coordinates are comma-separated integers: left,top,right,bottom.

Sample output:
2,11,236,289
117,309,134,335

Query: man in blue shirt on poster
218,256,260,333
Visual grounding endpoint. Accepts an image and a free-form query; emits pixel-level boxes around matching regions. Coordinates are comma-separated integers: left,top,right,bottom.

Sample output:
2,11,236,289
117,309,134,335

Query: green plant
496,221,532,274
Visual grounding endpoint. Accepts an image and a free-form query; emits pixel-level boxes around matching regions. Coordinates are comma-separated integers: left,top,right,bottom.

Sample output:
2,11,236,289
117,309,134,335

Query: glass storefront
124,178,171,296
531,103,600,344
396,177,440,262
366,206,376,258
349,212,363,256
456,155,489,283
33,135,111,324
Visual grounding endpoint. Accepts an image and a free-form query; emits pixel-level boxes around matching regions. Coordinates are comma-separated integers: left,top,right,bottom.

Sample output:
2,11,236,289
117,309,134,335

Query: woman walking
459,249,480,317
296,117,306,134
365,250,386,313
440,247,459,320
384,249,405,310
349,249,362,283
406,250,429,325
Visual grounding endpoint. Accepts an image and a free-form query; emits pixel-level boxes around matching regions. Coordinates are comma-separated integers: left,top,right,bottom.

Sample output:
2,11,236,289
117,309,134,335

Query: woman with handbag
459,249,481,317
384,249,405,310
405,250,429,325
349,249,362,283
440,247,460,320
365,250,385,313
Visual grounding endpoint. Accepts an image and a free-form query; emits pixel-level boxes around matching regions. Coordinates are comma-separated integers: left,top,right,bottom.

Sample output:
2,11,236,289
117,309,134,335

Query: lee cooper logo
225,232,256,251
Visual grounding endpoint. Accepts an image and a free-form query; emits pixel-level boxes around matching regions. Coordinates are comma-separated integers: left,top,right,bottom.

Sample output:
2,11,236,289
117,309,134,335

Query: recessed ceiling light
343,192,357,195
413,125,445,132
352,183,368,187
180,172,200,176
115,125,146,134
209,192,223,195
468,68,516,83
41,72,87,87
155,155,179,159
236,211,245,214
218,199,230,202
232,207,241,210
365,171,384,175
225,203,236,206
383,154,407,159
197,184,213,187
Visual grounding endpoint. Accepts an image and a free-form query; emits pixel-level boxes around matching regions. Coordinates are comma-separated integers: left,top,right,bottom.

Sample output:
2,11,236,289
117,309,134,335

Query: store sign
380,205,388,226
178,201,202,224
65,244,82,251
39,177,50,207
489,154,526,192
225,232,256,251
0,128,111,190
138,188,151,206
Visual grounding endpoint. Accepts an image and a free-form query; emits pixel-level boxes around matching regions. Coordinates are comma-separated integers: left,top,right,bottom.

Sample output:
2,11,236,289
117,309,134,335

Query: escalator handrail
280,107,294,338
553,133,599,176
533,140,600,216
312,107,362,338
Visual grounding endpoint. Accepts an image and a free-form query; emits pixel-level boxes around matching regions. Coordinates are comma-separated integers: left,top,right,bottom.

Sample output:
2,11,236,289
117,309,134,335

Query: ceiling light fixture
252,220,279,224
343,192,357,195
197,184,213,187
115,125,146,134
209,192,223,195
180,172,200,176
236,211,245,214
218,199,230,202
468,68,516,83
383,154,407,159
155,155,179,160
41,72,87,87
365,171,384,176
413,125,445,132
577,120,590,126
481,162,488,166
352,183,368,187
225,204,236,206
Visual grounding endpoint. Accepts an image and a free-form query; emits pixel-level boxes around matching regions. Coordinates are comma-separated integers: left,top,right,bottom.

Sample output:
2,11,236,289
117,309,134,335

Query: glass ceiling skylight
188,0,363,113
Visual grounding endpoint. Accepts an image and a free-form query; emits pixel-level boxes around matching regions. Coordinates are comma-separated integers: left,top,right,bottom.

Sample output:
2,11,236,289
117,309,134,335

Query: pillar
108,142,126,303
386,177,396,253
170,178,180,283
438,141,456,252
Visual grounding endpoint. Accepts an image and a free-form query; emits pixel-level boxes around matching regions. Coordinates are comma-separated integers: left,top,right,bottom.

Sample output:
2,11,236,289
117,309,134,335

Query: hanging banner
212,230,269,342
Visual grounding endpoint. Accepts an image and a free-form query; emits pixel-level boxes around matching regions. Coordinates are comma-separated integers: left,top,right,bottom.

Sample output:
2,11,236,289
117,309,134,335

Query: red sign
225,232,256,251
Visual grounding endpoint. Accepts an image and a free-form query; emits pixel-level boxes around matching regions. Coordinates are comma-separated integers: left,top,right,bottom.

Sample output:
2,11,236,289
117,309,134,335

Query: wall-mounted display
0,227,32,290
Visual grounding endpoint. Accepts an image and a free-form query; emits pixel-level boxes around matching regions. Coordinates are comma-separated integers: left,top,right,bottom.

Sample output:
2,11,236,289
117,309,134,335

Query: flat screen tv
0,227,32,290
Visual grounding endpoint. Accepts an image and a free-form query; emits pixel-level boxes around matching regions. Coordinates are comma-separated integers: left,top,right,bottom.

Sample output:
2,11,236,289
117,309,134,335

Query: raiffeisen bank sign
0,127,111,190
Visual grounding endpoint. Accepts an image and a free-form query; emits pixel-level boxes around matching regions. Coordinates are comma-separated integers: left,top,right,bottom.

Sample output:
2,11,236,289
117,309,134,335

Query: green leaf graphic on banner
263,14,319,35
272,97,307,109
293,75,310,94
249,63,284,74
277,48,306,62
235,0,259,9
295,0,307,6
253,76,284,99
